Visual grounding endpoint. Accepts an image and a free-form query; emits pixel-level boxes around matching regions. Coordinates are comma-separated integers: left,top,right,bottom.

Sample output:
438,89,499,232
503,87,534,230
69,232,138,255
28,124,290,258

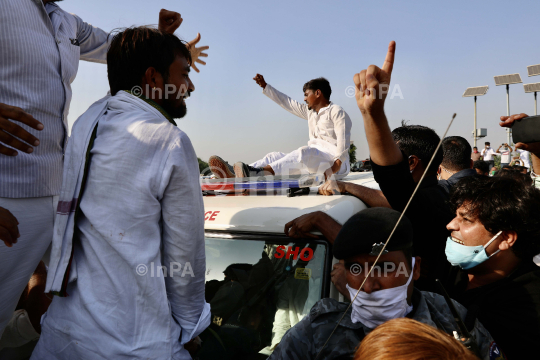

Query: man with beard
0,0,209,342
30,27,210,359
208,75,352,183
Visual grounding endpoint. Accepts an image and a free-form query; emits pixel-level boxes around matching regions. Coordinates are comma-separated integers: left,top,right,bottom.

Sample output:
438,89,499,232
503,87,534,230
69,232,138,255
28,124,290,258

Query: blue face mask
445,231,502,270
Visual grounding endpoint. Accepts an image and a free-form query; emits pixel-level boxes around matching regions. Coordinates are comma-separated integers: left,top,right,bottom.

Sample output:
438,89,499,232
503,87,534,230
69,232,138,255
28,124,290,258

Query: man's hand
187,33,209,73
253,74,267,89
0,207,20,247
0,103,43,156
158,9,182,34
353,41,395,116
331,261,350,300
319,179,345,196
284,212,321,239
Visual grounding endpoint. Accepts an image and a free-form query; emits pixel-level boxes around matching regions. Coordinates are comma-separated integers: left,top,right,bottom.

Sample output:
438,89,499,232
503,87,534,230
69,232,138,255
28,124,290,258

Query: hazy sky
64,0,540,162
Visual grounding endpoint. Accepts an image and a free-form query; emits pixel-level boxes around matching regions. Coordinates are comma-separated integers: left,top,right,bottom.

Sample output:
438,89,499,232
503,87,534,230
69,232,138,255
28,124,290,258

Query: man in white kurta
31,27,210,359
31,90,210,359
209,75,352,180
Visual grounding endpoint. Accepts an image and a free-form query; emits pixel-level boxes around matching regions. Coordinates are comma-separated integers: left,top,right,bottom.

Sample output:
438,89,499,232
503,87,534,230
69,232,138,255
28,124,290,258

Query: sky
64,0,540,163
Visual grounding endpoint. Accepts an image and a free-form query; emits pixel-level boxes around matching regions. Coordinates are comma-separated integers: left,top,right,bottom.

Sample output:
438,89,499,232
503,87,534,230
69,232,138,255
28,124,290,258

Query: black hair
450,176,540,260
107,26,192,96
473,160,489,175
391,121,443,173
441,136,472,172
303,77,332,101
495,167,533,186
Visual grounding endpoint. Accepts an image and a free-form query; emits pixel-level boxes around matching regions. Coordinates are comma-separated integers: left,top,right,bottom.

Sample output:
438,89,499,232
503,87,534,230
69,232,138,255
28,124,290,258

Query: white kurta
31,92,210,360
255,84,352,176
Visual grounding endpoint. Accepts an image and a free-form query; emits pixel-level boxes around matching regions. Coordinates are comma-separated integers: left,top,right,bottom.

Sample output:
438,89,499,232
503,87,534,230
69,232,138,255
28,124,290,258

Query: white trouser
250,145,349,178
0,196,58,339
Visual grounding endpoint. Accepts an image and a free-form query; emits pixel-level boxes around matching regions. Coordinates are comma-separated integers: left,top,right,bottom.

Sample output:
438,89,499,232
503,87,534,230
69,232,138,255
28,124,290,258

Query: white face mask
346,258,415,329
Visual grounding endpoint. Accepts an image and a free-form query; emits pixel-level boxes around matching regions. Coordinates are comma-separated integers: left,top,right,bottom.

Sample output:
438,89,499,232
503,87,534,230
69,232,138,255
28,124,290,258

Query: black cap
333,208,413,260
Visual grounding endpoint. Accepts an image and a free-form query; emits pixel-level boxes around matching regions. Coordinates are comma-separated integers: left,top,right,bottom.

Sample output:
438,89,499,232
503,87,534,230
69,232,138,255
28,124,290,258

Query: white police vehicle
194,172,377,359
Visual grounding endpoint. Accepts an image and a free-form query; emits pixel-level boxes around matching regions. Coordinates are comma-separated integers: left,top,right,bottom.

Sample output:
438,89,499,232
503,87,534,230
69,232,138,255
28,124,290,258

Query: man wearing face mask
446,175,540,359
269,208,497,360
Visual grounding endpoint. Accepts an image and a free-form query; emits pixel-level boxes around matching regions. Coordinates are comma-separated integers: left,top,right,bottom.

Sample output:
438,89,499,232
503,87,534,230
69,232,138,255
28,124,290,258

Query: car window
196,235,327,360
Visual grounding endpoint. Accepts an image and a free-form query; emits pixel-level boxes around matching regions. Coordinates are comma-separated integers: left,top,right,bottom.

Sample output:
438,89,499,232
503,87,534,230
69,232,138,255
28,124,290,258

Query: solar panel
462,86,489,97
494,73,522,86
524,82,540,93
527,64,540,77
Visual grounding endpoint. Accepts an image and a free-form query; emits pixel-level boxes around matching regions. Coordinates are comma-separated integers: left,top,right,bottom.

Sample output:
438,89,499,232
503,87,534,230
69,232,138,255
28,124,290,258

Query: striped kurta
0,0,109,198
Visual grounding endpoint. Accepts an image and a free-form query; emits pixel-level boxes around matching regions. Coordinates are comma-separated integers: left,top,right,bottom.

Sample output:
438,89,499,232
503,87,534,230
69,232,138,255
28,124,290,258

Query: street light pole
506,84,511,145
463,86,488,147
474,96,477,147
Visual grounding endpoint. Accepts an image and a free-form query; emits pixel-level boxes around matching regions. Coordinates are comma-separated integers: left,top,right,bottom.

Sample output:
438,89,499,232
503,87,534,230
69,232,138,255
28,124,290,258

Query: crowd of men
1,1,540,360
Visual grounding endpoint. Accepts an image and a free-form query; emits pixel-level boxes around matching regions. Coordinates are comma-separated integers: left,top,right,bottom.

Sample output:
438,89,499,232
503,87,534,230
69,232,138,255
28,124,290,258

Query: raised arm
319,181,391,208
159,134,210,345
254,74,309,120
353,41,403,166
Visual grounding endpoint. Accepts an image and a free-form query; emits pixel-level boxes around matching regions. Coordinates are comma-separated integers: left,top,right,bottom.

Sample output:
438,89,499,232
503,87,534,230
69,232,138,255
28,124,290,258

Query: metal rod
474,96,477,148
506,84,511,145
315,113,458,360
535,92,538,116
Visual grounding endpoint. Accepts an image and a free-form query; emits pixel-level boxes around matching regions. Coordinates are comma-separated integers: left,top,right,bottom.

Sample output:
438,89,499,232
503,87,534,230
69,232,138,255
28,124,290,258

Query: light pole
525,64,540,115
462,86,488,147
494,73,522,145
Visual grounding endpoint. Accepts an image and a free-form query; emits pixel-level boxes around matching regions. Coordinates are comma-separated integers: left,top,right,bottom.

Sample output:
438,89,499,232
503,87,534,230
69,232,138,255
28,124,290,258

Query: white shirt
263,84,352,164
499,147,512,163
31,92,210,360
0,0,109,198
481,147,498,161
517,149,531,168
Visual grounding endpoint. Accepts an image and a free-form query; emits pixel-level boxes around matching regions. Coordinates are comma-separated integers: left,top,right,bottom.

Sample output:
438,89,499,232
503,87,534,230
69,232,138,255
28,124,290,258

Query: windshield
196,235,327,359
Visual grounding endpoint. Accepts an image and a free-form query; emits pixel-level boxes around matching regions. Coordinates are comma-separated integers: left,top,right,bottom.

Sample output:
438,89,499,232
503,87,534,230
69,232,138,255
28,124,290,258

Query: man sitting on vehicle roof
269,208,498,360
208,74,352,183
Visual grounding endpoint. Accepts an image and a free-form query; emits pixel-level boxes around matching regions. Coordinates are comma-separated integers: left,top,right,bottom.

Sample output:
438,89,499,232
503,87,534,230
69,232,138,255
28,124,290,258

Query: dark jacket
371,156,455,293
438,168,478,194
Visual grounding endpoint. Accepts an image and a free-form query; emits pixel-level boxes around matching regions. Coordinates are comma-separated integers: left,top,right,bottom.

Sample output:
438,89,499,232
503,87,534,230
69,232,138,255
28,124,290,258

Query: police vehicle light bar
201,174,325,192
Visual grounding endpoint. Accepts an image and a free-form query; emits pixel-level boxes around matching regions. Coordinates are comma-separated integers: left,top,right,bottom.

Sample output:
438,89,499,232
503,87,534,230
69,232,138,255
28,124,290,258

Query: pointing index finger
382,41,396,74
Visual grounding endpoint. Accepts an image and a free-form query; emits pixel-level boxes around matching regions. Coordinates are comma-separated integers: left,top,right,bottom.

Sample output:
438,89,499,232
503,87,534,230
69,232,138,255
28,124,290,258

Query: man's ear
437,165,442,175
316,89,322,98
413,256,421,280
499,231,518,251
143,67,165,90
408,155,420,172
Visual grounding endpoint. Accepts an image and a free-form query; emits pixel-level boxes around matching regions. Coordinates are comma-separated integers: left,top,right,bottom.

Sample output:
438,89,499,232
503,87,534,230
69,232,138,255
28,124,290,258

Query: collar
317,102,333,114
44,2,60,15
122,90,177,126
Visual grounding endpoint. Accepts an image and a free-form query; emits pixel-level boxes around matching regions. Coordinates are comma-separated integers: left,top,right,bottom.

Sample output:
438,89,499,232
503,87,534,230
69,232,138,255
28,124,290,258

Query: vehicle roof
203,172,378,233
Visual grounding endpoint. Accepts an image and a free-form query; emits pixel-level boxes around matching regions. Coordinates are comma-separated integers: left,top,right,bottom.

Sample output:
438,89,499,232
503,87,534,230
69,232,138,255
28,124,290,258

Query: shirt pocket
57,24,80,84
